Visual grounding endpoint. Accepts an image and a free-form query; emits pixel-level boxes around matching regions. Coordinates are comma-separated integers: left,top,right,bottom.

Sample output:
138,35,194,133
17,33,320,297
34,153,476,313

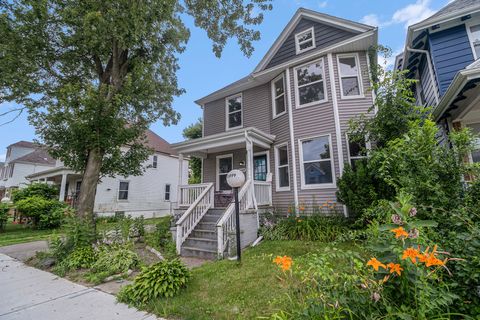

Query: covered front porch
434,62,480,168
26,167,83,206
171,127,276,258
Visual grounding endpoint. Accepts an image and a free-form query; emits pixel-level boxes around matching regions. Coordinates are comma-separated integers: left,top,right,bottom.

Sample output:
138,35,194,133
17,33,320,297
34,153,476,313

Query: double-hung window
300,135,335,188
294,59,327,108
152,155,158,168
272,74,286,118
295,27,315,54
467,123,480,163
468,23,480,59
275,144,290,191
346,134,368,170
164,184,171,201
337,54,363,98
118,181,129,200
226,94,242,130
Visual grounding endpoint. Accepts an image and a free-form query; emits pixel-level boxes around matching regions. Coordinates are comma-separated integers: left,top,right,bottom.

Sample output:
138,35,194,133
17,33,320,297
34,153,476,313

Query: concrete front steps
180,208,224,260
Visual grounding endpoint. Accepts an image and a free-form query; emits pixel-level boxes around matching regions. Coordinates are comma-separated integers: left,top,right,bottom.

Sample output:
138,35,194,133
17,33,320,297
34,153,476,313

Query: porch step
183,237,217,251
181,246,217,260
201,214,222,223
191,229,217,240
196,222,217,231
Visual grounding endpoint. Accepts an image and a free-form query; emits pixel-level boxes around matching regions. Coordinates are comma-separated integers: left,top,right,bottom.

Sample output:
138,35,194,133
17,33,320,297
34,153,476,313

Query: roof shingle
11,148,56,166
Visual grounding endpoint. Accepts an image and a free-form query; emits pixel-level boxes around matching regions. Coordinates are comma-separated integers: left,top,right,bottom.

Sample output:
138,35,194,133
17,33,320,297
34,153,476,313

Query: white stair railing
216,180,254,257
176,183,214,254
253,181,272,206
178,183,213,207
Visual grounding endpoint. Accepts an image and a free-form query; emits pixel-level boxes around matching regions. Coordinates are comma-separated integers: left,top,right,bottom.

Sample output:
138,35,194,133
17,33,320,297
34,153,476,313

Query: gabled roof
8,141,38,149
254,8,374,73
418,0,480,26
10,148,56,166
145,129,177,156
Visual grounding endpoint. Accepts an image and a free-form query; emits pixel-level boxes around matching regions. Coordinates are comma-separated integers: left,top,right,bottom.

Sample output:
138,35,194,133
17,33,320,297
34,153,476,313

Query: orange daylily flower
366,257,386,271
299,206,305,212
390,226,409,239
273,255,293,271
386,263,403,276
402,247,421,263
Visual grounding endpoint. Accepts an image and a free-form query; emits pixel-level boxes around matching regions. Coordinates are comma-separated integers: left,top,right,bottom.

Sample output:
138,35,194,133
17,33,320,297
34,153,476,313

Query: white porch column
59,173,67,202
245,139,254,183
177,153,184,205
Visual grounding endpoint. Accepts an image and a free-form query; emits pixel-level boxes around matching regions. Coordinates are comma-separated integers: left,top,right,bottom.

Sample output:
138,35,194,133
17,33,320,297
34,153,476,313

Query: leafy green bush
0,203,9,231
145,216,176,259
52,246,97,276
86,244,139,283
12,183,59,202
15,196,65,229
261,216,350,242
117,259,190,306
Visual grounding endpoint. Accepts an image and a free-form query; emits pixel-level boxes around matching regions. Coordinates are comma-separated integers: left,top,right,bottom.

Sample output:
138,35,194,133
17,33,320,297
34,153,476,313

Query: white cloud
318,1,328,8
361,0,436,29
0,154,5,162
391,0,435,28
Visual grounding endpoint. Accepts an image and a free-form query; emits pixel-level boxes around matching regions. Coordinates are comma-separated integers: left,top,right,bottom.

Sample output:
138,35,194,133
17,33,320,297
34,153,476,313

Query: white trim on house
274,142,290,192
327,53,345,175
295,26,316,55
253,150,270,181
271,73,287,119
225,93,243,131
285,68,299,208
293,58,328,109
216,154,233,192
466,20,480,60
336,52,364,100
298,134,336,190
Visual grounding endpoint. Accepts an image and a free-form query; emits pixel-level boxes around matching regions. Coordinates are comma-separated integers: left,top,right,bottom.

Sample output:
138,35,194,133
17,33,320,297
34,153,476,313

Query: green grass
0,216,168,247
148,240,359,320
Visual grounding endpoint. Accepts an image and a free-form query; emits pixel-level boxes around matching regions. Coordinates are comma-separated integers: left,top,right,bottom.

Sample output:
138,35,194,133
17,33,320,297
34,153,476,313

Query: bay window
294,59,327,108
337,54,363,98
300,135,335,188
275,143,290,191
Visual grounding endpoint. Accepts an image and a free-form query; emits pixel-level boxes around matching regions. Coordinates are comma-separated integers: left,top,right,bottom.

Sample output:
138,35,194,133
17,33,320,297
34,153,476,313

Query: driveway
0,253,160,320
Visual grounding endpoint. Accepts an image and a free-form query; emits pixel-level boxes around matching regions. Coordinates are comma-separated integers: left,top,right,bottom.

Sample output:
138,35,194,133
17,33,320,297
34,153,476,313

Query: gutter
406,46,439,105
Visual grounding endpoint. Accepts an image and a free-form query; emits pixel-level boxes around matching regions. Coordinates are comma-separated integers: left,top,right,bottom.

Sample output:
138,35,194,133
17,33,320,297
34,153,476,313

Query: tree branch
0,107,24,126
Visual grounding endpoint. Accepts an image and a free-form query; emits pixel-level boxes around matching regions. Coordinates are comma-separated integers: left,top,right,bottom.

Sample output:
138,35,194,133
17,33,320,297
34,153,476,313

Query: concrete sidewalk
0,253,160,320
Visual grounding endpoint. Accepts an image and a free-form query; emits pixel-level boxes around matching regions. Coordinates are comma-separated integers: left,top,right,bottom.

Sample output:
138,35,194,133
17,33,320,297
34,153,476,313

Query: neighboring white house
0,141,56,199
24,130,188,218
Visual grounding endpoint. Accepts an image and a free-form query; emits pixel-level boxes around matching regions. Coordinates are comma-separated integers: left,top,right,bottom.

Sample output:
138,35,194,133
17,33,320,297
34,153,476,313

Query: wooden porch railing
178,183,212,207
216,179,254,257
254,181,272,206
176,182,214,254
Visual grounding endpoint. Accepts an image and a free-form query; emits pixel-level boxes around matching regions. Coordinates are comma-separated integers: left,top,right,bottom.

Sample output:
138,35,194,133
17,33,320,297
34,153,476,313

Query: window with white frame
152,155,158,168
8,164,14,178
294,59,326,107
226,94,242,130
468,24,480,59
275,144,290,191
295,27,315,54
272,74,286,117
300,135,334,187
467,123,480,163
337,54,362,98
346,134,368,170
118,181,129,200
217,155,233,191
164,184,171,201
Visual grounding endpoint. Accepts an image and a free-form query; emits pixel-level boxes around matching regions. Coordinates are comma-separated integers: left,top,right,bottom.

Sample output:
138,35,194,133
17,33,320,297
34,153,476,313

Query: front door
253,154,268,181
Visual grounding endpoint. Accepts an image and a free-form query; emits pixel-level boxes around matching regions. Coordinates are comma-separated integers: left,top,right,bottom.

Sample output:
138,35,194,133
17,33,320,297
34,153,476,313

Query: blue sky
0,0,452,161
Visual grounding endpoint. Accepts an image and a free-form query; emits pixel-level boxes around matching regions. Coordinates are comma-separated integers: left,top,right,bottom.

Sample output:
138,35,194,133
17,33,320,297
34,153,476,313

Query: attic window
295,27,315,54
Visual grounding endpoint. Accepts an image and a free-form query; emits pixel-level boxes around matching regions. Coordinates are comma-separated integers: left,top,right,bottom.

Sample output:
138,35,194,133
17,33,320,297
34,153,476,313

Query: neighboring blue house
396,0,480,165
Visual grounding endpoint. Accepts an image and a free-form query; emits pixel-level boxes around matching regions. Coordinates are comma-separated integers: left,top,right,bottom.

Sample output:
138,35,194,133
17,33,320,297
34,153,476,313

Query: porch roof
26,166,79,180
433,62,480,121
171,127,276,157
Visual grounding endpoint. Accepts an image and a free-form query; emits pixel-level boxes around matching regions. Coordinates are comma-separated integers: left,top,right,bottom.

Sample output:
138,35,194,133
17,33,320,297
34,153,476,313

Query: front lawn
148,240,360,320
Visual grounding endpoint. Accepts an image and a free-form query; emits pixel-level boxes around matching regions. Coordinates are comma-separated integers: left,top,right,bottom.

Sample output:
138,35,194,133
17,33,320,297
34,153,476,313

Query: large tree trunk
77,148,103,222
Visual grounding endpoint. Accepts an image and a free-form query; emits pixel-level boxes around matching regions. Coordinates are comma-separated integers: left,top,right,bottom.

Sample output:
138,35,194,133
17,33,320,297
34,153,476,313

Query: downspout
406,46,440,105
285,68,300,211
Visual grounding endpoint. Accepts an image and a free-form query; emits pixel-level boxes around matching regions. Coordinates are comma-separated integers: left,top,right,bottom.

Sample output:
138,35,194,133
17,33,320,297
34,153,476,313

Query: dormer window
467,23,480,59
295,27,316,55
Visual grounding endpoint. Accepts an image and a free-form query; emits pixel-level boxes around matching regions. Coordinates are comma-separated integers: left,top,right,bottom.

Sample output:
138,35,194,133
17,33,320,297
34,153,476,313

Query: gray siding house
171,9,377,259
396,0,480,167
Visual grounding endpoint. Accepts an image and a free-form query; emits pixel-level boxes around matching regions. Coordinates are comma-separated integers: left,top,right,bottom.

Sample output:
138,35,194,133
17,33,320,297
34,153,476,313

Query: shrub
86,244,139,283
146,216,176,259
261,215,350,242
15,196,65,229
12,183,58,202
117,259,190,306
0,203,9,231
52,246,97,276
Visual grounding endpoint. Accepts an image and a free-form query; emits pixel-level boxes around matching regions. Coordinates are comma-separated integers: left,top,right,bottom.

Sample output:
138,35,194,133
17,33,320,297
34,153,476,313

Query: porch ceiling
171,127,276,157
26,166,80,181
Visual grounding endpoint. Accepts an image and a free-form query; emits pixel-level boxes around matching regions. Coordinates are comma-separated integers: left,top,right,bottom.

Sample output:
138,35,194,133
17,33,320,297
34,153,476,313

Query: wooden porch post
59,173,67,202
177,153,184,206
